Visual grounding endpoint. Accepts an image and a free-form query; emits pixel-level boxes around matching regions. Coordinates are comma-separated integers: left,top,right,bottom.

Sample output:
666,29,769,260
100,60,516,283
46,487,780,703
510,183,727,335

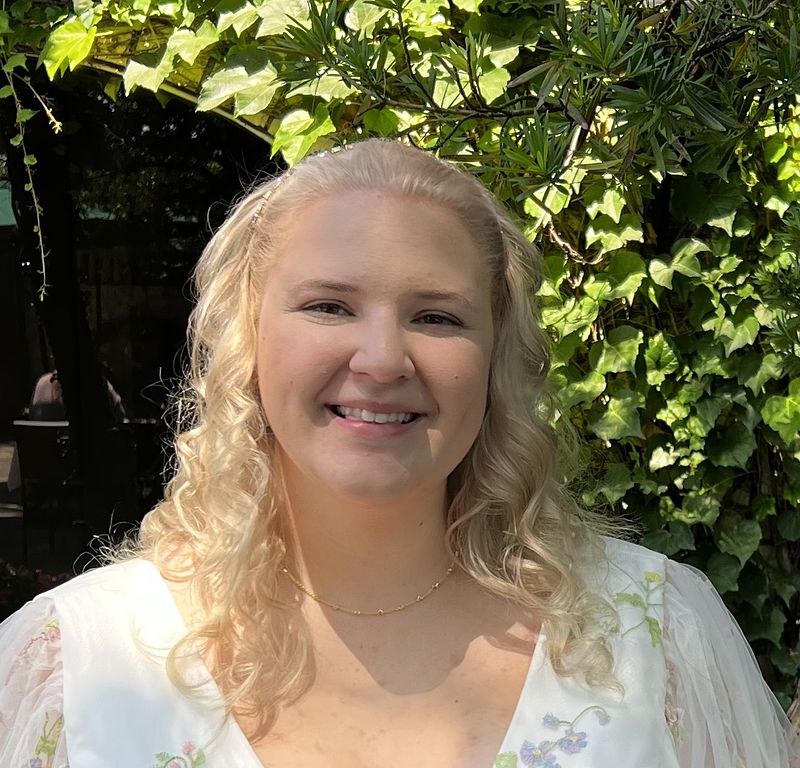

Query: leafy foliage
4,0,800,704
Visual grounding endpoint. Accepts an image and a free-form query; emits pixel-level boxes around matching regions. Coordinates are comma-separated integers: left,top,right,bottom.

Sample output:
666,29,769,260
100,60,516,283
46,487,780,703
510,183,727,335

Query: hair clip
249,174,286,231
248,145,353,231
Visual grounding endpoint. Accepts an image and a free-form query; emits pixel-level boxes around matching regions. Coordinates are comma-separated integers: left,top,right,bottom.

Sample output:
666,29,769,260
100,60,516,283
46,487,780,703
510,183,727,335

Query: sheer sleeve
664,558,800,767
0,597,68,768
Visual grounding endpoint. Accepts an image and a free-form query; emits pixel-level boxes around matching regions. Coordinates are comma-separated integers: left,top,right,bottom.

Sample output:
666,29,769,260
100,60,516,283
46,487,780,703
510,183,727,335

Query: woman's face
256,189,494,506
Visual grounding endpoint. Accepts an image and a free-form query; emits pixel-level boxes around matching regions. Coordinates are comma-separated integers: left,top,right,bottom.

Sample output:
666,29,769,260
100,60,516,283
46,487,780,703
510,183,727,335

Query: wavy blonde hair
128,139,618,736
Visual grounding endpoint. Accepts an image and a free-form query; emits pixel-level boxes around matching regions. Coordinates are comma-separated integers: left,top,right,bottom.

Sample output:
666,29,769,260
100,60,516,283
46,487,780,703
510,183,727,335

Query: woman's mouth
327,405,421,424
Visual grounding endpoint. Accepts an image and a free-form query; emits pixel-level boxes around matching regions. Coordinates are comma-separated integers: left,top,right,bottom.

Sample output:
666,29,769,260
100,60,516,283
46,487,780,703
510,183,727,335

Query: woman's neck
279,469,452,612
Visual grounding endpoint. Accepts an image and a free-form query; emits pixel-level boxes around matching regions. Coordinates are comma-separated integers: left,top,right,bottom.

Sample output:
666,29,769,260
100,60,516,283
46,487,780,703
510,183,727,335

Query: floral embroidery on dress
494,706,610,768
152,741,206,767
614,569,664,647
8,619,60,684
22,710,64,768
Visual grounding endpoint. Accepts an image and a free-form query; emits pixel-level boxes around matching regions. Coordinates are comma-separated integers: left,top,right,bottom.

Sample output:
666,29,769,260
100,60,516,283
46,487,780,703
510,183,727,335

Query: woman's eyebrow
293,279,358,293
411,289,476,311
291,280,476,310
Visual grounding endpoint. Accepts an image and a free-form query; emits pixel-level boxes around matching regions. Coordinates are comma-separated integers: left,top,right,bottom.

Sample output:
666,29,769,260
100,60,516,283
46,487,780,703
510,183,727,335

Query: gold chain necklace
281,563,456,616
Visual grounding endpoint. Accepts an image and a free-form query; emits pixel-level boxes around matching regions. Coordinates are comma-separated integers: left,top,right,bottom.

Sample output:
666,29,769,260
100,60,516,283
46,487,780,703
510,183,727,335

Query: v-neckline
141,558,546,768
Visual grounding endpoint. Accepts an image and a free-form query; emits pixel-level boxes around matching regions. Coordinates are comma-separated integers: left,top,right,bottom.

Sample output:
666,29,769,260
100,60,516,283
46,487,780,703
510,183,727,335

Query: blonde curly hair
128,138,618,737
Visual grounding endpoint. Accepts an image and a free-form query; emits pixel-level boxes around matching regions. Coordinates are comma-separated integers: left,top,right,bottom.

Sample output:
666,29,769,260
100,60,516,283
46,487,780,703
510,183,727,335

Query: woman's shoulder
34,558,160,602
601,535,668,570
578,536,668,602
43,557,158,597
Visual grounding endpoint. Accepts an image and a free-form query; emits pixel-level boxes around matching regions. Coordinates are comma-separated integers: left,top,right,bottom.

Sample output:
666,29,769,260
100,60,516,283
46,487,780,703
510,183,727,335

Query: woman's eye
417,313,461,327
305,302,348,316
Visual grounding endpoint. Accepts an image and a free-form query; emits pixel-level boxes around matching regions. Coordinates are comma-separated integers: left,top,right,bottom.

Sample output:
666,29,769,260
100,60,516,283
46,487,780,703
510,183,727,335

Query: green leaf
775,578,798,608
2,53,26,73
646,616,663,648
216,0,258,36
233,64,279,117
777,509,800,541
648,258,673,289
649,444,680,471
167,21,219,65
588,325,643,375
23,154,36,166
671,177,745,235
762,186,791,217
0,10,10,34
694,397,726,431
479,66,510,104
585,251,646,304
552,369,606,411
271,104,336,166
706,551,741,594
494,754,518,768
764,133,788,164
255,0,309,36
197,64,250,110
599,462,634,504
706,422,756,468
40,18,97,79
590,388,644,440
197,48,275,112
614,591,646,610
345,0,389,36
103,77,121,101
585,213,643,254
644,332,679,385
362,108,400,136
16,107,37,123
641,522,695,556
671,238,708,275
737,352,783,394
761,379,800,444
716,517,762,565
604,251,646,303
674,492,721,526
584,181,626,223
541,296,599,340
122,48,174,94
770,647,799,677
0,85,11,99
743,605,786,647
753,495,776,521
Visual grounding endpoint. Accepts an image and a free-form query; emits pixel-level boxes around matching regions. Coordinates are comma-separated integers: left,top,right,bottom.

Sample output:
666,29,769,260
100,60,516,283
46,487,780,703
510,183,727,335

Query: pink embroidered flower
183,741,195,755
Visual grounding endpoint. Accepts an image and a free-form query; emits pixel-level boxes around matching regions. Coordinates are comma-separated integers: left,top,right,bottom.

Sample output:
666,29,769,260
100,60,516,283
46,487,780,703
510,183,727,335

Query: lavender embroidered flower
504,706,610,767
519,741,560,767
559,729,588,754
542,713,560,729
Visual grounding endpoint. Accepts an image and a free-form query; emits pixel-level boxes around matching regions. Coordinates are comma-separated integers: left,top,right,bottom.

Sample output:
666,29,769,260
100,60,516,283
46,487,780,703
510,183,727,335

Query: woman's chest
244,637,535,768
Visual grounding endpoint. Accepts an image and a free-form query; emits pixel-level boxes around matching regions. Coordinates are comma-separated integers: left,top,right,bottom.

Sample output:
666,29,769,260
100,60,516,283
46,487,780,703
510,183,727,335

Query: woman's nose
348,318,415,382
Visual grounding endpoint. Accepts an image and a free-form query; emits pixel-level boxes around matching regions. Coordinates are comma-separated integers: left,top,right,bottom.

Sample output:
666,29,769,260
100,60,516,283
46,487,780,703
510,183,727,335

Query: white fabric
0,540,797,767
663,559,798,767
0,596,66,768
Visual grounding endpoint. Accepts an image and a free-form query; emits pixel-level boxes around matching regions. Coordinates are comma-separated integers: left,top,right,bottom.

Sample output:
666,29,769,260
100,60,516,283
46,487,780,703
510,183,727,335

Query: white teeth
332,406,416,424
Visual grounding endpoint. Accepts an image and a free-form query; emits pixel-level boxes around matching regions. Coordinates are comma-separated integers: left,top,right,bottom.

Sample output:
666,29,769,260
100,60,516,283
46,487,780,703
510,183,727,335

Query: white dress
0,538,797,768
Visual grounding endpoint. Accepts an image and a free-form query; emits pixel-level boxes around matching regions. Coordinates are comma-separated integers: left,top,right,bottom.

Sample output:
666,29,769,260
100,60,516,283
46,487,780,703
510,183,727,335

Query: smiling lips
328,405,421,424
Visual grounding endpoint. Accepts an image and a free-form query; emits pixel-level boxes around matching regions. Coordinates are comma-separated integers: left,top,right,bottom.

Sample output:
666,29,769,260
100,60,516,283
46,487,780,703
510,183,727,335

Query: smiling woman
0,140,798,768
